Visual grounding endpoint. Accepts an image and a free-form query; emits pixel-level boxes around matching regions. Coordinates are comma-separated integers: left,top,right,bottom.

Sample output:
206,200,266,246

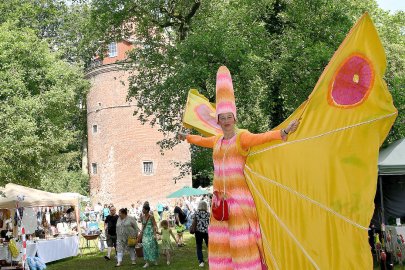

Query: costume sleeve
186,135,216,148
240,130,282,149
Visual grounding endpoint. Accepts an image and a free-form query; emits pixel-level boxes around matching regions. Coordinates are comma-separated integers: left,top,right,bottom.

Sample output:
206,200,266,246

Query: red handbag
212,191,229,221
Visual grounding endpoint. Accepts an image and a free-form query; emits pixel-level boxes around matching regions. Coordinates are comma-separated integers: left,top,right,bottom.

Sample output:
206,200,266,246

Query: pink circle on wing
194,104,222,133
331,55,373,106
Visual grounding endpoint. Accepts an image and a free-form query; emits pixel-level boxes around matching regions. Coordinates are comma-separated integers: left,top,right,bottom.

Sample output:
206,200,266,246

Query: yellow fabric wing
182,89,223,137
244,13,397,269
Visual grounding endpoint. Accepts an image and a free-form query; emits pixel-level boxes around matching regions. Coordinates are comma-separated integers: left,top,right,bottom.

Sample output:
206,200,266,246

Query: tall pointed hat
216,66,237,120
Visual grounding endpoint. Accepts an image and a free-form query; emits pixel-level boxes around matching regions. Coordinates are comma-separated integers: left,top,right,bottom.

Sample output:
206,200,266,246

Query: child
158,220,177,265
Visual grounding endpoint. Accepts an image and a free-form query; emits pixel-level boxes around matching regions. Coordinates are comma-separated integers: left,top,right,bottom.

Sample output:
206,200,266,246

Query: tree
374,10,405,144
0,0,93,193
0,22,89,192
0,0,68,39
88,0,404,184
268,0,404,144
0,0,95,65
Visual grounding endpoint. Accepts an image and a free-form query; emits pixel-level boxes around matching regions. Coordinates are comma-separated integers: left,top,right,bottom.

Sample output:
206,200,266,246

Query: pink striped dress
187,129,282,270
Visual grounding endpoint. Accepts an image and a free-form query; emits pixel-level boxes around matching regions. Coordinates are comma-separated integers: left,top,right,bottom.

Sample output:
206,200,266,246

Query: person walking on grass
140,204,159,268
158,220,178,265
193,200,210,268
115,208,139,267
104,207,118,261
173,199,187,247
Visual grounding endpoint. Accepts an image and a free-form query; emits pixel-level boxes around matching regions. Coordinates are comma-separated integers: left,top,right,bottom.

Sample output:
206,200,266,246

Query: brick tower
86,41,191,207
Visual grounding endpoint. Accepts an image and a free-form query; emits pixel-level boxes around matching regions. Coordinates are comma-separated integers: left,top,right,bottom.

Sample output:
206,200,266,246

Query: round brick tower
86,41,191,207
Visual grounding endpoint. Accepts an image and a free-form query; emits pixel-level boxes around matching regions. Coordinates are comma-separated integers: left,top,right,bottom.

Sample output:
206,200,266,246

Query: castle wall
86,66,191,208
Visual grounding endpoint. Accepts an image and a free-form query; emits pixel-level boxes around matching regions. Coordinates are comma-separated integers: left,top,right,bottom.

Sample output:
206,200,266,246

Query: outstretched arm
240,130,283,149
187,135,216,148
240,119,300,149
178,132,216,148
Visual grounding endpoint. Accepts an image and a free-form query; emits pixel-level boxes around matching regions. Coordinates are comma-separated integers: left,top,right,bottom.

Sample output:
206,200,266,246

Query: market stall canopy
378,138,405,175
0,183,78,209
59,192,89,201
166,186,209,198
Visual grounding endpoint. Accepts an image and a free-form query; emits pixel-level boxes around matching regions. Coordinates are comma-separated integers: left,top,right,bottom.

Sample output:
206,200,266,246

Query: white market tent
0,183,83,237
378,138,405,175
0,184,83,262
0,183,78,209
59,192,89,202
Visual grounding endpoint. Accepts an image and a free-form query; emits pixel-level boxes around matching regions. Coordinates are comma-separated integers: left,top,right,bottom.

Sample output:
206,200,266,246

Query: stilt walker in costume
180,13,397,269
179,66,299,270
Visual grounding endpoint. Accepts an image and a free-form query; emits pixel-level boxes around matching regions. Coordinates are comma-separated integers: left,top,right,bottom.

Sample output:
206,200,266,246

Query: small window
92,125,98,133
91,163,98,174
108,42,118,57
143,161,154,175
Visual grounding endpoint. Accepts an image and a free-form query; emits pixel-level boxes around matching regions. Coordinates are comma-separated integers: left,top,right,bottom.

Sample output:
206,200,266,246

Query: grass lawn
47,232,207,270
44,232,401,270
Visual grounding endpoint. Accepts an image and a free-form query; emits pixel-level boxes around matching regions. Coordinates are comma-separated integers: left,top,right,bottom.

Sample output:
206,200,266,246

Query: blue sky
376,0,405,12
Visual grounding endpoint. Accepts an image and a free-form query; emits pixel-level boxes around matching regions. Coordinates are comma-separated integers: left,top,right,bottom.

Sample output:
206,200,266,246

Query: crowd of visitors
85,196,211,268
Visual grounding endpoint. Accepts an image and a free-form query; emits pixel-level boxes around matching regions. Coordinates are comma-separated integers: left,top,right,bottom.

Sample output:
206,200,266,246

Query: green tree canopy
87,0,404,185
0,22,89,193
0,0,94,64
